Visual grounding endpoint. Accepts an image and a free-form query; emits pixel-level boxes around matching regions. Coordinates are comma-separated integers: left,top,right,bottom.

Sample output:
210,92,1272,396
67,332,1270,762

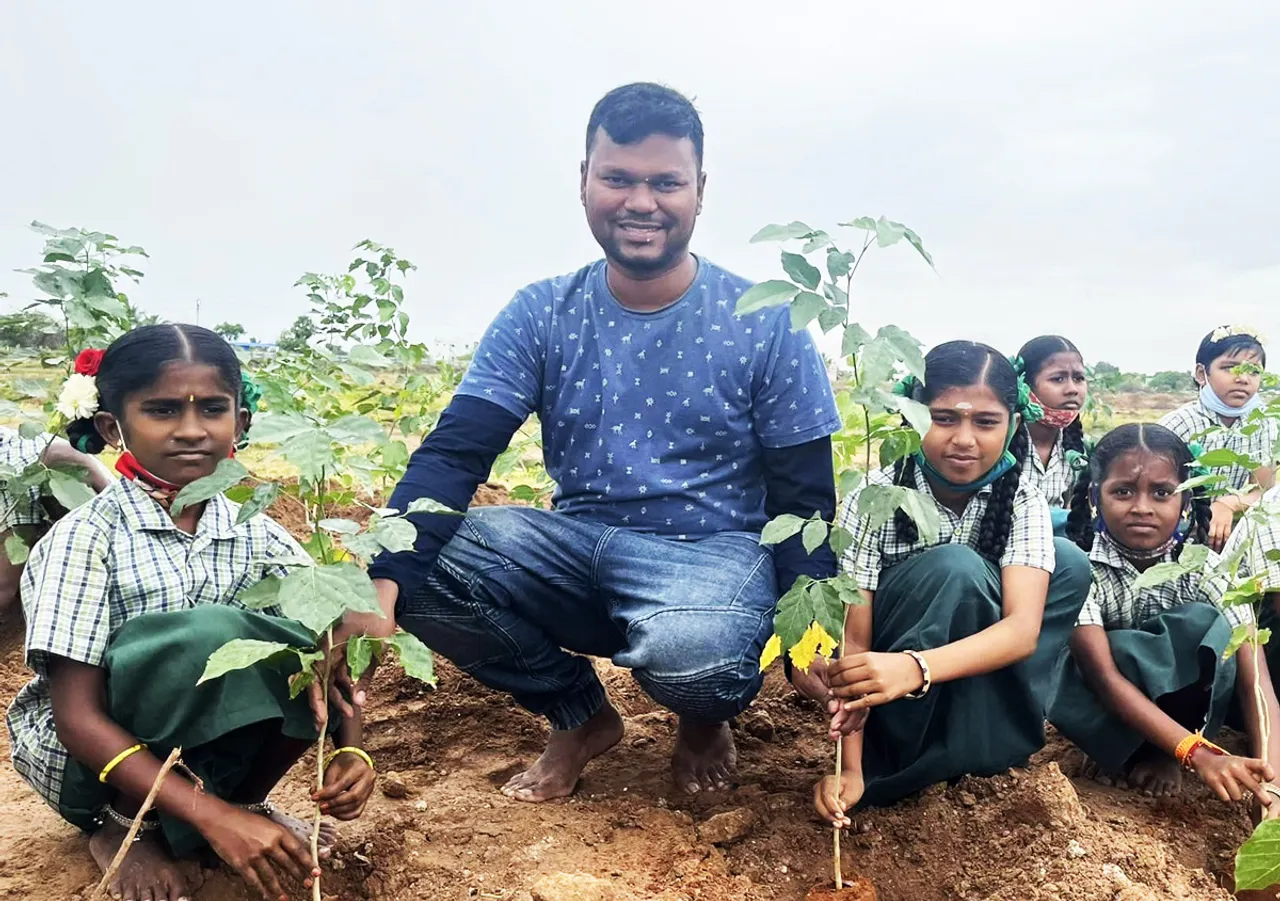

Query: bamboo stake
88,747,183,901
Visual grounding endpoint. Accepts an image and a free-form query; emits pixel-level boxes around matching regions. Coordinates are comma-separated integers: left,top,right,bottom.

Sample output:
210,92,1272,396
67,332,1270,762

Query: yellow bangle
99,743,146,783
323,746,374,773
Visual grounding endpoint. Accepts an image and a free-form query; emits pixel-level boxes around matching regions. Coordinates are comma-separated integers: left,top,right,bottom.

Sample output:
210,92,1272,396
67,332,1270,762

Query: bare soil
0,482,1260,901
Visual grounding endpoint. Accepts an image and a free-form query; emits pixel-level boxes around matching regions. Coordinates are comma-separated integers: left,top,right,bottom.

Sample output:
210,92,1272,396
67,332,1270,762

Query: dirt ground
0,481,1265,901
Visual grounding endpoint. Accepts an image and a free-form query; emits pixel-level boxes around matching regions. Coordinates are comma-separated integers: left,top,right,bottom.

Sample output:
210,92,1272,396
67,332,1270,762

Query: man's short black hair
585,82,704,168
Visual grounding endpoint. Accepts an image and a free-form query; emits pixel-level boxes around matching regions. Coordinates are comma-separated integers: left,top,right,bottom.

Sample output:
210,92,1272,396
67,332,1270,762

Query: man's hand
305,580,399,731
1209,501,1235,552
313,750,376,821
829,651,925,711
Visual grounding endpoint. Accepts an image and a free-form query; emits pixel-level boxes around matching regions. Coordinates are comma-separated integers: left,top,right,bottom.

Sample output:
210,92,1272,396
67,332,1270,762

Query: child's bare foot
89,819,201,901
1126,746,1183,797
263,808,337,859
1080,756,1116,787
501,703,625,802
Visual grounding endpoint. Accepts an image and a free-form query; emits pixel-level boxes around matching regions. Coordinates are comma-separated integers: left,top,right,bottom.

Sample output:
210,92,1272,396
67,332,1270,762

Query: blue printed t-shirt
456,257,841,538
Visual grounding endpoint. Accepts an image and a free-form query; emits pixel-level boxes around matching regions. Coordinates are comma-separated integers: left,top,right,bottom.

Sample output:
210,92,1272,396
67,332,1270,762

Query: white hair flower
1211,324,1266,344
56,373,100,420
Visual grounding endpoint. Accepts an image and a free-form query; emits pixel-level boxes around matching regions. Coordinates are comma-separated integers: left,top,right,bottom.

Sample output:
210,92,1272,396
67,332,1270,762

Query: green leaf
318,518,361,535
338,364,376,386
1265,550,1280,562
340,532,384,562
348,344,393,368
404,497,463,516
289,670,316,700
817,306,845,334
18,421,46,440
1180,543,1211,570
859,337,899,386
1197,448,1259,470
899,488,941,545
1234,818,1280,890
370,517,418,554
276,562,383,636
47,470,96,510
810,581,845,643
238,575,283,610
801,232,832,254
735,280,800,316
760,513,807,546
773,577,815,651
197,639,293,685
801,518,829,555
387,630,437,686
874,216,906,248
884,393,933,436
13,378,49,399
347,635,383,682
1132,560,1193,591
327,414,386,445
750,221,817,243
1224,623,1254,660
900,224,935,268
826,248,855,281
878,430,918,468
875,325,926,380
828,526,854,561
841,322,872,359
170,458,249,516
789,291,826,332
1176,473,1226,493
780,252,821,291
235,482,281,525
857,484,907,531
831,573,866,607
4,533,29,565
246,411,316,445
280,429,338,484
840,217,878,231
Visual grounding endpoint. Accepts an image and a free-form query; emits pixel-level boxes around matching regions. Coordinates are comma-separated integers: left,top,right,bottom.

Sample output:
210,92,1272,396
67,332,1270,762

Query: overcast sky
2,1,1276,372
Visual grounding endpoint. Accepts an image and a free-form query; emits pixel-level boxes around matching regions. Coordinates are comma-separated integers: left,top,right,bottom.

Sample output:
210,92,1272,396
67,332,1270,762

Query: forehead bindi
587,130,699,178
930,384,1008,417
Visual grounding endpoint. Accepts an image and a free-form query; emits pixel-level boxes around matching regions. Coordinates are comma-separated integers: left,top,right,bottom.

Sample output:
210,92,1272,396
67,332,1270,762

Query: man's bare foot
264,808,337,859
1126,746,1183,797
501,703,625,803
89,819,200,901
672,718,737,794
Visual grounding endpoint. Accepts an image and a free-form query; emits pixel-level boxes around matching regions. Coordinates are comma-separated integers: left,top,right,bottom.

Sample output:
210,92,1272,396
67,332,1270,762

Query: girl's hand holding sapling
314,750,376,821
829,651,925,711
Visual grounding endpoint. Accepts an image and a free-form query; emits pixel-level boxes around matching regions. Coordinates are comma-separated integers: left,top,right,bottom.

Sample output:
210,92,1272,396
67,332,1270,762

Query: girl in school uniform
1049,423,1280,810
0,422,111,619
6,324,376,901
1014,335,1089,534
813,340,1092,824
1159,325,1276,550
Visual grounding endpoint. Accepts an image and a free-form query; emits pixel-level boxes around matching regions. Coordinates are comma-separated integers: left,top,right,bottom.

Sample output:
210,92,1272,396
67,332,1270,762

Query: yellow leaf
759,634,782,672
788,621,839,672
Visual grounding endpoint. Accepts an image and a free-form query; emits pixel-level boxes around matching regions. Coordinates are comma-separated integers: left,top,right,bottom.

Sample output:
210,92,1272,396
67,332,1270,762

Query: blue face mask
1199,381,1263,419
914,418,1018,493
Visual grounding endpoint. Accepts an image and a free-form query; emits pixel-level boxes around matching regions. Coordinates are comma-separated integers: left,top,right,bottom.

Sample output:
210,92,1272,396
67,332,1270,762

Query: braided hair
65,324,247,454
1017,335,1086,457
892,340,1026,564
1065,423,1211,558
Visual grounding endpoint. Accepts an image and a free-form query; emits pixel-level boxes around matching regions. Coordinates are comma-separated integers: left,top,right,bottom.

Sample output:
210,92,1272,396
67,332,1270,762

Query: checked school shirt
1159,399,1278,492
1227,485,1280,592
837,463,1055,592
6,477,306,810
1021,431,1077,509
0,427,53,531
1076,532,1252,631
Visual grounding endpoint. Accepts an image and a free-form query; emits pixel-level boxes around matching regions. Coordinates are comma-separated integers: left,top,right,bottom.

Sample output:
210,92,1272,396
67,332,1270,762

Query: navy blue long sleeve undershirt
367,394,838,604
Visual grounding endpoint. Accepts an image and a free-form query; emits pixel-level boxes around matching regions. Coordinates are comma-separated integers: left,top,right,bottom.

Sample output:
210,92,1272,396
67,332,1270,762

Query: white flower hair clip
1211,324,1267,344
56,373,99,420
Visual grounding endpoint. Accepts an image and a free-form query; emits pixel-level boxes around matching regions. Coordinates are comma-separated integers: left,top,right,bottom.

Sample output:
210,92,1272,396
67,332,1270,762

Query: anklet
100,804,161,835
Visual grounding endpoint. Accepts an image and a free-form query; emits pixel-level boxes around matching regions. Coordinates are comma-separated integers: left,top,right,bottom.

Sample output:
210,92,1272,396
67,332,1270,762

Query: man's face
581,129,704,277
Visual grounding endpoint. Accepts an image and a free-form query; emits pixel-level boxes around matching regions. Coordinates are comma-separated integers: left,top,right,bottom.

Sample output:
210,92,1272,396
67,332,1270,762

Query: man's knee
623,608,770,721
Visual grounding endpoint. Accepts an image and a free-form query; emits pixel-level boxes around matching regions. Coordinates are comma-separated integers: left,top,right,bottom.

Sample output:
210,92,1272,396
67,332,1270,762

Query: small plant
738,217,938,892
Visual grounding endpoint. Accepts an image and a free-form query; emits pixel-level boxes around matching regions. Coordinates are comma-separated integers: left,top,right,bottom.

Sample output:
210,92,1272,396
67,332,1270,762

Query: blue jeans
399,507,779,730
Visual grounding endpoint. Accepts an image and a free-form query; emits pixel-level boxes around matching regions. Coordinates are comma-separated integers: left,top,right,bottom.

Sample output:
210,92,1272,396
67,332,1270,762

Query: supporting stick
88,747,183,901
833,605,848,890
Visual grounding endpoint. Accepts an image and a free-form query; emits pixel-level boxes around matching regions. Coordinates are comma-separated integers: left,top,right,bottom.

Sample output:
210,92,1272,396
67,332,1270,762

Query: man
366,82,841,800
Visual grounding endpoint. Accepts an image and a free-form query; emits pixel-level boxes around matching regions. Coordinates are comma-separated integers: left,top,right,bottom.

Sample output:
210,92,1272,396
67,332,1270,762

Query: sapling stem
833,606,847,890
312,627,335,901
88,747,183,901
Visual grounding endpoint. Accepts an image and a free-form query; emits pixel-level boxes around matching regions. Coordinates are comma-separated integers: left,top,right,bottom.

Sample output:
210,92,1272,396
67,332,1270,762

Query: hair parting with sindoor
894,340,1026,563
1017,335,1086,457
65,324,245,455
1065,423,1211,557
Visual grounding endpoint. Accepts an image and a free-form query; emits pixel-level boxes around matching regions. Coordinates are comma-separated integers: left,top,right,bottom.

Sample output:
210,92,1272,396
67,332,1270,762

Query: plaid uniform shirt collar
1089,531,1174,575
115,477,243,540
910,458,995,504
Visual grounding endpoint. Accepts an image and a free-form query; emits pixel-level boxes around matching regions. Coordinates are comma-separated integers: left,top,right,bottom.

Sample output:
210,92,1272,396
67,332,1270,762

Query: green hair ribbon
892,374,919,398
1016,375,1044,424
1186,440,1211,479
1064,449,1090,473
237,371,263,450
1009,354,1027,376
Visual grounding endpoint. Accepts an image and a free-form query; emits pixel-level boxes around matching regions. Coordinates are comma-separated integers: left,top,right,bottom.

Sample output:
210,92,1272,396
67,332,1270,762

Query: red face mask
115,451,182,509
1028,389,1081,430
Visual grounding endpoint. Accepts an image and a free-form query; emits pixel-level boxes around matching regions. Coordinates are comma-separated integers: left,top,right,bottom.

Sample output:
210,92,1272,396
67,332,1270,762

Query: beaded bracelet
903,650,932,699
1174,732,1227,770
